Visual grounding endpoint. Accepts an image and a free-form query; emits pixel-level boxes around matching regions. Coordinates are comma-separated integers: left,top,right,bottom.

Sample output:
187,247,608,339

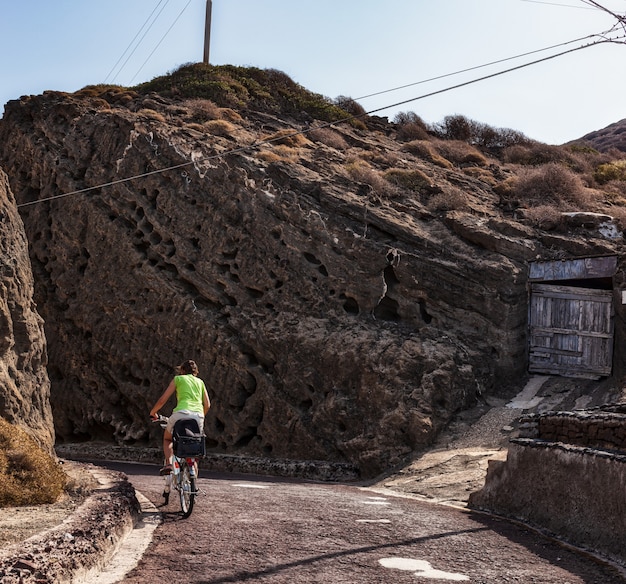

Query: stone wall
518,405,626,451
470,408,626,567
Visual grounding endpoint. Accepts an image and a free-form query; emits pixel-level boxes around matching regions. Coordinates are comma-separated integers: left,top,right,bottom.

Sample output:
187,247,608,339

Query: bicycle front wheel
179,461,196,518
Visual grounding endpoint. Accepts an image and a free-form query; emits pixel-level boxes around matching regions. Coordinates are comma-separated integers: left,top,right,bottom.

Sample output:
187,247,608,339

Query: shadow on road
195,527,489,583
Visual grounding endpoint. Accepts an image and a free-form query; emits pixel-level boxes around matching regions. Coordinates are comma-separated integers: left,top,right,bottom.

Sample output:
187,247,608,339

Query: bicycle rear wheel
179,461,196,518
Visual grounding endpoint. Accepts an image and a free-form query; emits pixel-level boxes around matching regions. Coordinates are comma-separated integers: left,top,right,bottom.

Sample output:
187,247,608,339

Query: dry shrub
184,98,222,121
219,108,243,123
601,180,626,200
139,108,167,122
0,418,66,507
463,167,497,186
205,119,236,137
359,150,400,168
383,168,433,193
308,127,348,150
426,187,468,212
433,140,489,167
257,144,299,163
401,140,453,169
90,98,111,110
394,112,430,142
186,122,207,132
347,161,398,197
265,129,310,148
607,205,626,230
256,150,282,163
397,122,430,142
521,205,564,229
514,162,592,209
503,143,567,166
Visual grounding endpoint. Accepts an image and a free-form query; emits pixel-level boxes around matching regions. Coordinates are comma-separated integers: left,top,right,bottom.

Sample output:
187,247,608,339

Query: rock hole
341,294,360,315
373,266,400,321
246,287,264,299
303,252,321,265
418,298,432,324
373,296,400,321
235,427,258,447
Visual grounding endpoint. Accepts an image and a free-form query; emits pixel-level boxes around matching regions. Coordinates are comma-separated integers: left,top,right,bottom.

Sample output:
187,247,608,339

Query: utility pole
203,0,213,64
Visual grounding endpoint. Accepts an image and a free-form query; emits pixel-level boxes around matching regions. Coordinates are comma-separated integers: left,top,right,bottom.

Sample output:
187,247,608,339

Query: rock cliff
1,70,625,476
0,169,54,450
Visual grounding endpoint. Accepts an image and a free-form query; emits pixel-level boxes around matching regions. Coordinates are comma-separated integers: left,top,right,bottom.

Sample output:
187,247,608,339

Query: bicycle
152,414,205,518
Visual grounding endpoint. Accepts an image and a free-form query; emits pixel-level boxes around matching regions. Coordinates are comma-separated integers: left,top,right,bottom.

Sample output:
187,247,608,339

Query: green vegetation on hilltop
133,63,353,123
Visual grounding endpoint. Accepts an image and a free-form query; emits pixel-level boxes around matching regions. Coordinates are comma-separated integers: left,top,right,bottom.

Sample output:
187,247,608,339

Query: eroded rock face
0,90,623,476
0,169,54,451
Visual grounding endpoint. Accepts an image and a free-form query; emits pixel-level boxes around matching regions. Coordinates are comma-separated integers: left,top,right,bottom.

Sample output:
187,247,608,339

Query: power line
106,0,172,85
363,33,624,117
520,0,599,9
354,33,599,102
16,30,625,209
581,0,626,24
129,0,193,84
104,0,168,84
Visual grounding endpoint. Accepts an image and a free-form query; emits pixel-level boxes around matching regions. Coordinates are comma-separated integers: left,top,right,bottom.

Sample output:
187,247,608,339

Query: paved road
98,462,624,584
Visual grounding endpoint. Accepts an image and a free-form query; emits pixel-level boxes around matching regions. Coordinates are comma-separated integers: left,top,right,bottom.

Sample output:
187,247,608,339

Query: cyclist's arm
202,386,211,415
150,378,177,419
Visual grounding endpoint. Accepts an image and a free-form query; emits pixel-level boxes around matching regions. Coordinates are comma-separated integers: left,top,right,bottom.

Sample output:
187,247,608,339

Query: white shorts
166,410,204,434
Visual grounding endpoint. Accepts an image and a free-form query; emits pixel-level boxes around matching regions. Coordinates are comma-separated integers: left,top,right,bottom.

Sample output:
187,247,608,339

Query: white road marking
232,483,270,489
379,557,470,581
363,496,390,505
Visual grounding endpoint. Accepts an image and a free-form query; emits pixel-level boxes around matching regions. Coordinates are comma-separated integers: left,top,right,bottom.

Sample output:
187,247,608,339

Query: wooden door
529,283,614,379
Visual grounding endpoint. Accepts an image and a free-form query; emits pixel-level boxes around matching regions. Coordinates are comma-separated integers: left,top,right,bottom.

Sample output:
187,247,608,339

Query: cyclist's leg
163,428,174,462
160,428,174,474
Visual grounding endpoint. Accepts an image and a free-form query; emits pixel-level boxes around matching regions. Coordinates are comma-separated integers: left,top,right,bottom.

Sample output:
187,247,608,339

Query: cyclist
150,359,210,475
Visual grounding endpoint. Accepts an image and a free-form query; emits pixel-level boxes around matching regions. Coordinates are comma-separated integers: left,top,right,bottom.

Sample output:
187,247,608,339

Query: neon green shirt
173,374,206,414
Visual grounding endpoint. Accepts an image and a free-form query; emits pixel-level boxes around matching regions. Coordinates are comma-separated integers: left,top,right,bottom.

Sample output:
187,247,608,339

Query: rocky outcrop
0,170,54,450
1,87,625,476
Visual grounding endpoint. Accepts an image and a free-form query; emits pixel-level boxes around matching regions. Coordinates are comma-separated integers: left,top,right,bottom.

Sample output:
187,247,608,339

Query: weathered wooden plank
529,256,617,282
531,327,612,339
530,348,583,357
532,284,613,301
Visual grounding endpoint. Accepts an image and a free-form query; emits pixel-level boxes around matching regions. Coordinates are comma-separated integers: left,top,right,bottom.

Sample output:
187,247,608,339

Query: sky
1,0,625,145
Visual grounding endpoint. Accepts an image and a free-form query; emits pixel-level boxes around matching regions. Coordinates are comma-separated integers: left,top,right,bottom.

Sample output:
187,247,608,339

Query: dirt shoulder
0,461,97,547
0,463,139,584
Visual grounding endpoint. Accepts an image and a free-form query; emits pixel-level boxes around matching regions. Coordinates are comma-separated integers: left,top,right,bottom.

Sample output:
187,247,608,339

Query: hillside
1,63,626,478
578,118,626,153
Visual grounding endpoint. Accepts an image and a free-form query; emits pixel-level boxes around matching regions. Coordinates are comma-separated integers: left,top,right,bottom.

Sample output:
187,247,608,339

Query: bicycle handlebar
151,414,169,427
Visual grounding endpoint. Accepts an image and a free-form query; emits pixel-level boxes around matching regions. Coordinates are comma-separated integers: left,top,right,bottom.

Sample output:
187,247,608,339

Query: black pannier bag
173,418,206,457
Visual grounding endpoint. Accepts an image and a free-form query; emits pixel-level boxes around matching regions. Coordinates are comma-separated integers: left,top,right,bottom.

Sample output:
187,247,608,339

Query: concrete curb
86,491,161,584
0,464,141,584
